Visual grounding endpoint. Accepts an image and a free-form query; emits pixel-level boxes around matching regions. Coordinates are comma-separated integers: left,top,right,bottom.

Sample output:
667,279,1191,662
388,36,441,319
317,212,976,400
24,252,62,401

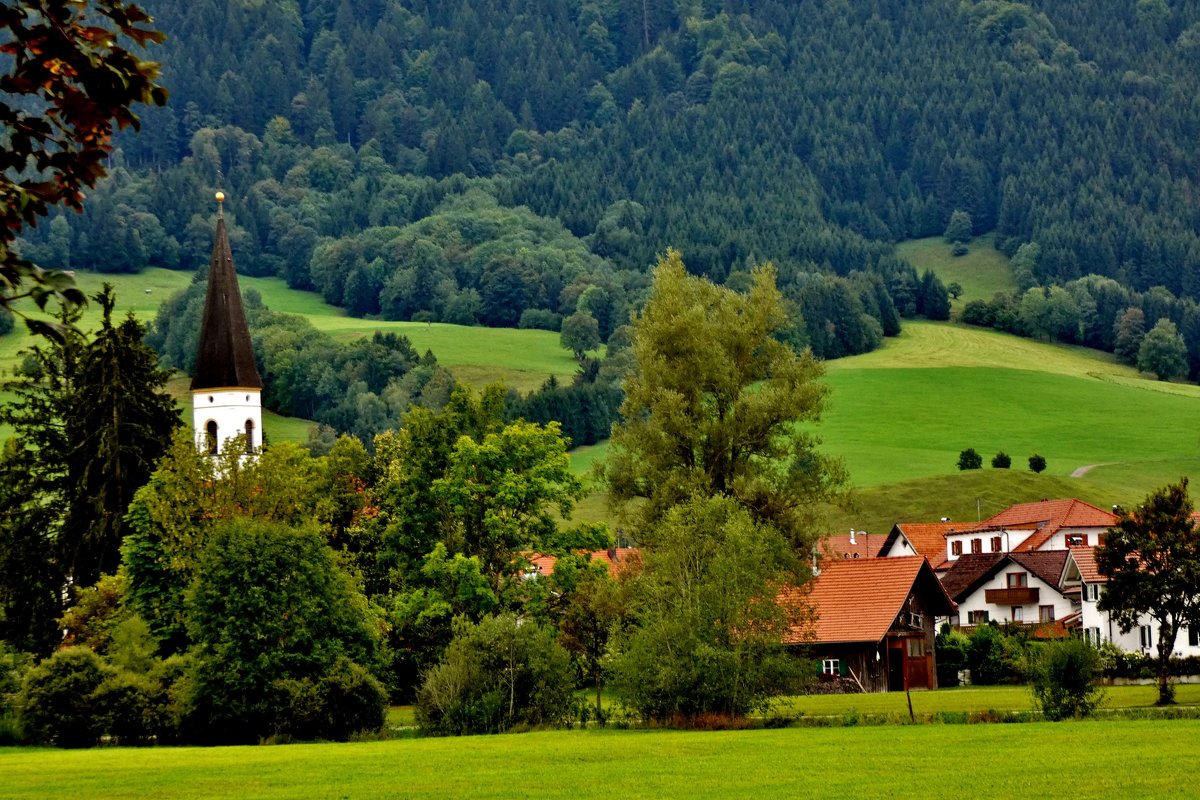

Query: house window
1140,625,1153,649
971,538,982,554
205,420,219,455
1007,572,1028,589
1085,627,1102,646
1085,584,1100,602
990,536,1002,552
969,610,989,625
1039,605,1055,623
244,419,255,454
1066,534,1086,546
951,540,963,556
822,659,840,676
1011,606,1023,622
1190,628,1199,648
907,638,925,657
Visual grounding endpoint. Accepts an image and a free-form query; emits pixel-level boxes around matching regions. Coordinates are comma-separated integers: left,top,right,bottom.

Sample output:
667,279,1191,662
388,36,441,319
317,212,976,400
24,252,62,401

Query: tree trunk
1155,618,1177,705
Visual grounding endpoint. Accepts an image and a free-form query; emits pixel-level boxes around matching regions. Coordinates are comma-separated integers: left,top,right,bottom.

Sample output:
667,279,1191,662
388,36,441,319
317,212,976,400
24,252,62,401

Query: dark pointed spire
191,193,262,390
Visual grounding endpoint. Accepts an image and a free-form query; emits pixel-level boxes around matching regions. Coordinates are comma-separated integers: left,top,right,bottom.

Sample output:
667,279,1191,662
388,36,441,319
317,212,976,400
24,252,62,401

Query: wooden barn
783,556,955,692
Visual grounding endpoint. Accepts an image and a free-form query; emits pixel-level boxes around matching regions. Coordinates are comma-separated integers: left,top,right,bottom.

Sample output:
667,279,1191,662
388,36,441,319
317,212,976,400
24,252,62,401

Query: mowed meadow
2,718,1197,799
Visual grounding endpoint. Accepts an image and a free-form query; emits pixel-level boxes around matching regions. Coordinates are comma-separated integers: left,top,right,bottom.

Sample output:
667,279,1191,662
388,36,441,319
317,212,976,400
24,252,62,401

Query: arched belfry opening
190,191,263,457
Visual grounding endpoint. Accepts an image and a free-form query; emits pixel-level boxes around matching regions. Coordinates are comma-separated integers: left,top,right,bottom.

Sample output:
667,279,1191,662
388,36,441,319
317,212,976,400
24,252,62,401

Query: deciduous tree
1096,479,1200,705
1137,318,1188,381
604,249,846,558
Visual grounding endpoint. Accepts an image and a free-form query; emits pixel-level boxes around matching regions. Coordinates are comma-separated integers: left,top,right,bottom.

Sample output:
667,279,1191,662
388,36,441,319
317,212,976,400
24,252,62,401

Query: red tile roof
781,556,953,645
820,532,883,560
523,548,640,579
1067,546,1105,584
882,522,958,561
953,499,1116,552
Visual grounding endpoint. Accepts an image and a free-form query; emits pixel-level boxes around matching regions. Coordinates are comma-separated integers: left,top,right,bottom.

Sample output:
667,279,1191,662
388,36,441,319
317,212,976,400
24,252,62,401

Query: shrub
960,299,995,327
93,670,157,745
935,625,970,687
991,451,1011,469
314,657,388,741
957,448,983,470
0,644,33,745
1030,638,1103,720
518,308,562,331
966,625,1028,685
1028,454,1047,473
416,614,574,735
951,242,969,257
18,647,107,747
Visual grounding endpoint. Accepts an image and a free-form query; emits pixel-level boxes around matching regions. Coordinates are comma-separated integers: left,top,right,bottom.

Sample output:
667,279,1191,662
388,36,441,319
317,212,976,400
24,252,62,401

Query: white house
941,498,1116,564
1062,546,1200,657
941,550,1077,630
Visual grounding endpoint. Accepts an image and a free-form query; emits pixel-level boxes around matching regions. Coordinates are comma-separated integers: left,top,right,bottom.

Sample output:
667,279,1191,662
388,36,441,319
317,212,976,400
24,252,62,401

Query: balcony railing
984,587,1040,604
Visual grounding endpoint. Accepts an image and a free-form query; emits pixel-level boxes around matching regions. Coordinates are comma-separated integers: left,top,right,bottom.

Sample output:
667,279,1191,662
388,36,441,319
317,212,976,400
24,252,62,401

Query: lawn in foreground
1,720,1196,799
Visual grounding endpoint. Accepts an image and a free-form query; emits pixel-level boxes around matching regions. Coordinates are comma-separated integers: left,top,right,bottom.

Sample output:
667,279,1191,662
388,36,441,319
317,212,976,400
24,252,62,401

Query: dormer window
951,540,963,556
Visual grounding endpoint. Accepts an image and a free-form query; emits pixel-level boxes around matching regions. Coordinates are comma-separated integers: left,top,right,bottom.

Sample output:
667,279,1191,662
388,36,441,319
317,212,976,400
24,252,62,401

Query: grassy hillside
895,234,1016,310
573,319,1200,530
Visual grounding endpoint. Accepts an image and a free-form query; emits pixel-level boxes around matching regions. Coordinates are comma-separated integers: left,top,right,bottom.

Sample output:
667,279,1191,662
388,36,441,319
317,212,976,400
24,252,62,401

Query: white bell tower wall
193,388,263,455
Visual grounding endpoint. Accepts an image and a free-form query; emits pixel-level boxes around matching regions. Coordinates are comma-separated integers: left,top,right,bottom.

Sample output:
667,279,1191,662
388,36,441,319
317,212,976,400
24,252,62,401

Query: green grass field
2,717,1196,799
896,233,1017,309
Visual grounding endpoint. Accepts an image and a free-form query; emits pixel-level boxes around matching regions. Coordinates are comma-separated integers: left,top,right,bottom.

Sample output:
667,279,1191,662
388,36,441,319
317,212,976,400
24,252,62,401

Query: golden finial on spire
215,190,225,218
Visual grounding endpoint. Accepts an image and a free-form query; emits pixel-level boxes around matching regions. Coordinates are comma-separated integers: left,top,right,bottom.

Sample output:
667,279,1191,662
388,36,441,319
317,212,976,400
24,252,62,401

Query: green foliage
1113,307,1146,364
57,573,130,653
957,448,983,470
965,625,1029,685
611,496,805,724
416,614,574,735
991,451,1012,469
1097,479,1200,705
943,210,974,243
560,311,601,359
1028,454,1047,473
1029,638,1103,720
17,646,107,747
123,433,328,653
183,517,383,743
0,285,179,652
934,625,970,687
605,250,846,556
1137,318,1188,380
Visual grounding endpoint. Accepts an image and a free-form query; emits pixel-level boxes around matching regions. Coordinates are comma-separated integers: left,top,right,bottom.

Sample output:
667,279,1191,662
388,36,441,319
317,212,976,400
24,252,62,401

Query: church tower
191,192,263,455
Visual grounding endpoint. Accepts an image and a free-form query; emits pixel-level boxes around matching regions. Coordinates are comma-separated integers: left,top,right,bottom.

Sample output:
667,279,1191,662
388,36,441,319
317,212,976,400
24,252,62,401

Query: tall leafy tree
604,249,847,558
1137,318,1188,381
1097,479,1200,705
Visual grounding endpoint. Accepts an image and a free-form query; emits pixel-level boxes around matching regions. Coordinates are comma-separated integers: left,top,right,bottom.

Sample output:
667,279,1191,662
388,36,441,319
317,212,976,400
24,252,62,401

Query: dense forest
16,0,1200,378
